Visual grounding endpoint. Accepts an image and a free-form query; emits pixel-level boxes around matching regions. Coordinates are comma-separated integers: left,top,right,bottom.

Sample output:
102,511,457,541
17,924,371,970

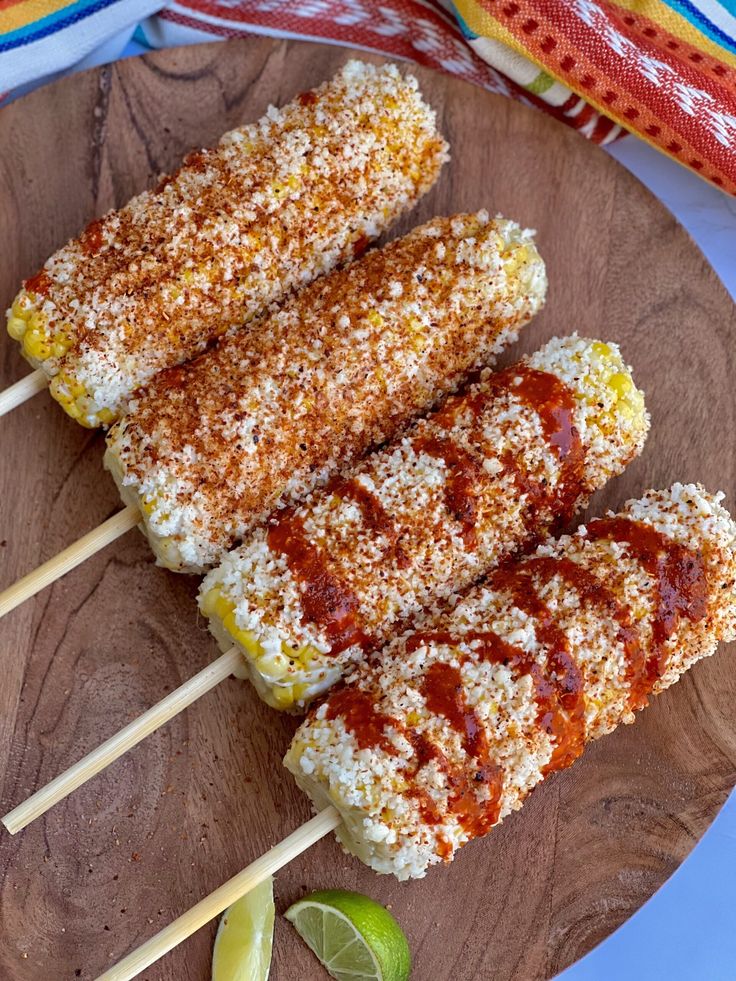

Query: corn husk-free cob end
7,59,449,428
200,334,648,712
284,483,736,881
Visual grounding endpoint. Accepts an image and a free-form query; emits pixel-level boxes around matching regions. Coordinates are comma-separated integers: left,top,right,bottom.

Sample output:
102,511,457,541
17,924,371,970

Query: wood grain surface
0,37,734,981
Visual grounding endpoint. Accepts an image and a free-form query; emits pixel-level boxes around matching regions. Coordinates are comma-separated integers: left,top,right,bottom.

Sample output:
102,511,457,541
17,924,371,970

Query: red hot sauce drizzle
409,629,544,720
416,364,586,555
325,687,397,756
412,434,485,549
585,516,707,704
530,556,646,711
267,510,371,656
325,663,503,854
490,561,586,773
327,475,408,567
421,661,503,837
494,365,586,526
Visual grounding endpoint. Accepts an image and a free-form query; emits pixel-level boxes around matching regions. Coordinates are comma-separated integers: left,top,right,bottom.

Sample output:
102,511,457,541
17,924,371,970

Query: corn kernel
609,372,633,397
501,244,529,277
292,683,311,702
296,644,320,666
52,372,85,400
76,412,97,430
222,611,239,635
97,408,115,426
257,651,290,680
151,537,184,567
214,594,234,621
7,316,27,341
367,310,384,328
235,629,262,660
199,587,222,617
271,684,295,709
28,310,49,336
23,330,52,360
11,293,34,319
592,341,611,358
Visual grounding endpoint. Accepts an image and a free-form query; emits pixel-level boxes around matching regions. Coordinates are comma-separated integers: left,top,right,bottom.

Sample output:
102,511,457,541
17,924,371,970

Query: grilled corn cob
200,336,648,711
285,484,736,880
105,211,547,573
7,60,448,427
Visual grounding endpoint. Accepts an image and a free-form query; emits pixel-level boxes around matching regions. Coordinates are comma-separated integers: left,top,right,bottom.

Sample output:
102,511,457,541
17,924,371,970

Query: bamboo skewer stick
96,807,341,981
0,504,139,619
2,647,241,835
0,369,48,417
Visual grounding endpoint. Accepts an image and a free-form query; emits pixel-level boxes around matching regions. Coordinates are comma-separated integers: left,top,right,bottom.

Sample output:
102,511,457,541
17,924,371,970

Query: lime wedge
211,876,275,981
285,888,410,981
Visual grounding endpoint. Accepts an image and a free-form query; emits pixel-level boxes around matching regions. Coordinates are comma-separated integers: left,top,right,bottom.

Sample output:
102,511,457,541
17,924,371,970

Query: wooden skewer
0,504,139,619
0,369,48,417
2,647,241,835
96,806,341,981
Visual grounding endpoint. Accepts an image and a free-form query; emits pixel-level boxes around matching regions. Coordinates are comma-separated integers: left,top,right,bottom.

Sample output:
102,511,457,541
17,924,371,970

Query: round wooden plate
0,38,734,981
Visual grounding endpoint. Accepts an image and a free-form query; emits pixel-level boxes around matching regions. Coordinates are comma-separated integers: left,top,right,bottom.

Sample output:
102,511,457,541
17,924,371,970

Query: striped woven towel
0,0,734,193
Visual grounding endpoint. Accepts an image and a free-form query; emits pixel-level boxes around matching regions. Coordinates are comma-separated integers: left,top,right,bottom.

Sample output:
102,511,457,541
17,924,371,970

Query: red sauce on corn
533,555,646,711
491,561,585,772
404,730,447,826
421,661,503,835
412,435,485,549
423,365,585,551
326,676,503,842
407,619,582,777
24,270,51,296
267,510,371,655
328,476,394,536
494,365,585,524
326,688,396,755
328,475,409,568
298,89,318,107
585,516,707,703
81,218,105,255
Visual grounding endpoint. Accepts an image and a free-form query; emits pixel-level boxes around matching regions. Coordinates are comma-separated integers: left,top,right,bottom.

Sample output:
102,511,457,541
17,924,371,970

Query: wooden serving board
0,37,734,981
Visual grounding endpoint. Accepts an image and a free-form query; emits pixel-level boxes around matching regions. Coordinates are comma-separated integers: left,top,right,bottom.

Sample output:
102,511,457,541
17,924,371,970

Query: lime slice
285,888,411,981
211,876,275,981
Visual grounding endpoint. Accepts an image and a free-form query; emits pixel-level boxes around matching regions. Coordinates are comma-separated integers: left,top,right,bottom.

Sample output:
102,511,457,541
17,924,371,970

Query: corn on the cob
285,484,736,880
6,61,448,428
105,211,547,574
200,336,648,711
